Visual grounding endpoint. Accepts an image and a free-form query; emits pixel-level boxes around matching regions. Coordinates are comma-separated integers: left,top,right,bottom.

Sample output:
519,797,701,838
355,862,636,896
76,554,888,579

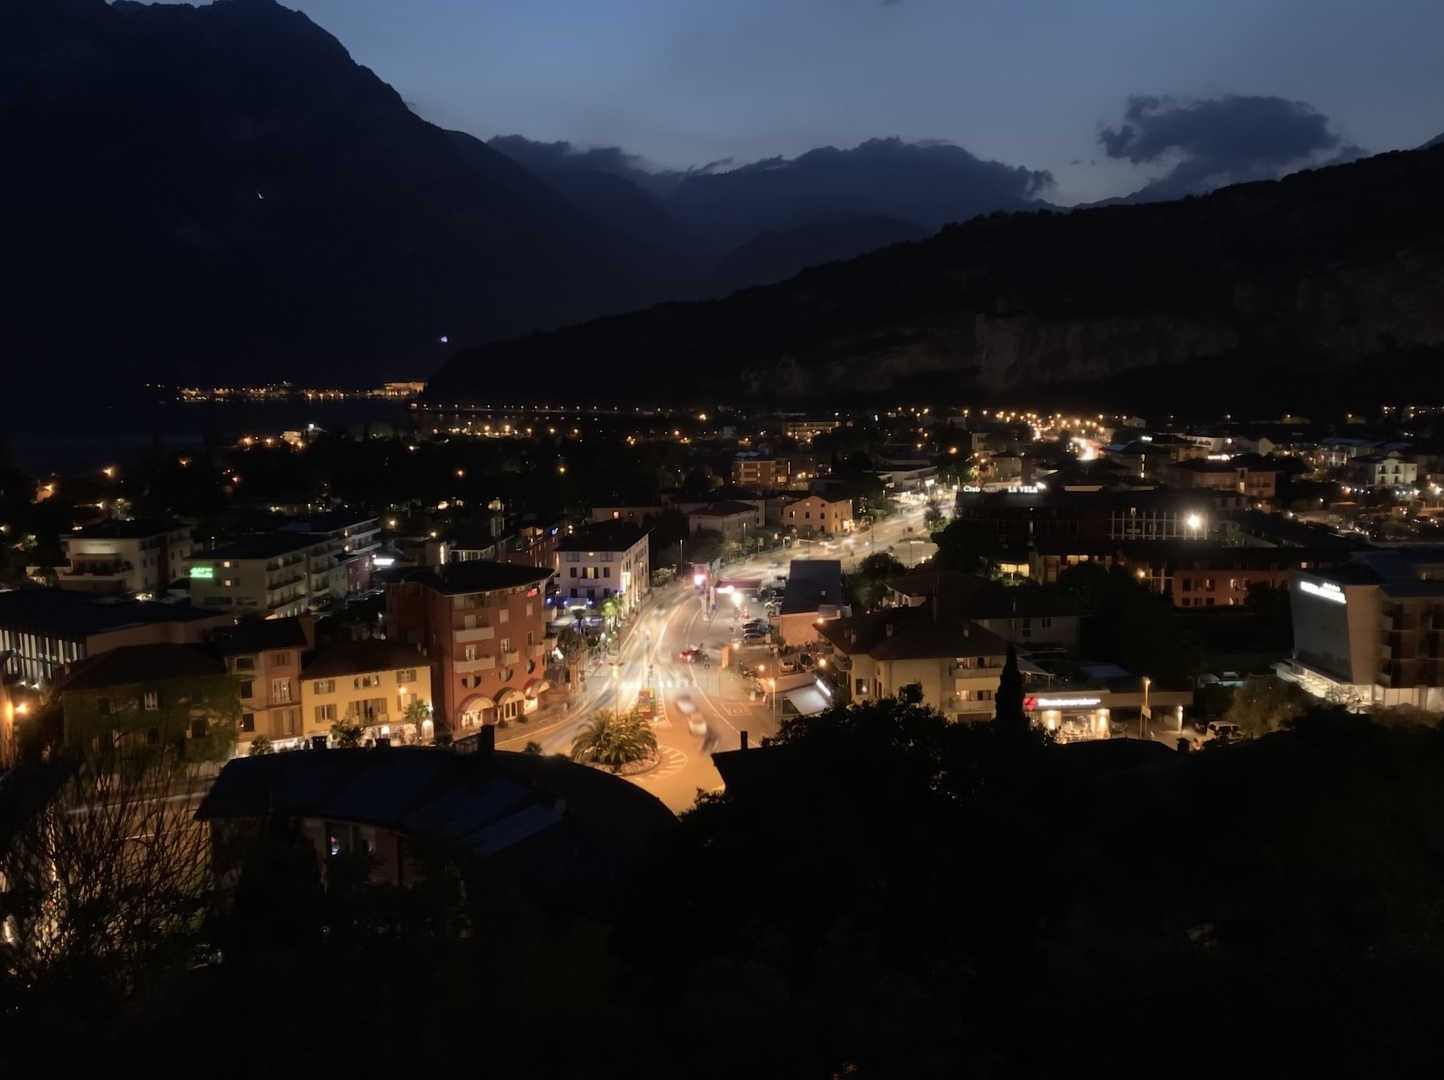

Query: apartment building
188,534,315,618
210,616,314,750
300,639,433,744
555,521,650,614
1345,452,1418,490
1284,547,1444,710
731,453,787,489
1163,458,1279,501
58,643,241,764
817,604,1014,722
0,587,232,689
781,494,852,536
687,500,765,547
58,519,192,599
885,571,1085,656
386,561,555,736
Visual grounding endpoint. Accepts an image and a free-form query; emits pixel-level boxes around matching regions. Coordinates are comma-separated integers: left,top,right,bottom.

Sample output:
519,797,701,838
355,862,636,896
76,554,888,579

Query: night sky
193,1,1442,202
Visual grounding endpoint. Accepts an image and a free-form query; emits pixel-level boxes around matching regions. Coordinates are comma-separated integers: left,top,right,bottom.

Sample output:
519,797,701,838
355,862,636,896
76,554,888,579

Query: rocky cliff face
425,145,1444,407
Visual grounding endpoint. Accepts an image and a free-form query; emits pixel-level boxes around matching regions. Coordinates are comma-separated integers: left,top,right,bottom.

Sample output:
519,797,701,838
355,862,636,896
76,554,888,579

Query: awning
522,679,550,698
784,686,831,716
1018,659,1051,675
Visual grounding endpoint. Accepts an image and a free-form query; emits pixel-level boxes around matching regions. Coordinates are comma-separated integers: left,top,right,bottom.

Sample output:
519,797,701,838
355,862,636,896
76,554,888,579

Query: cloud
1099,94,1366,200
487,135,720,197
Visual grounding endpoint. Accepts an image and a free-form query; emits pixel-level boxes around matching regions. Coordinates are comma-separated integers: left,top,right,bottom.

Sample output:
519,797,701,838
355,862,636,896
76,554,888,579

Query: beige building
300,639,434,744
687,500,765,547
817,603,1014,722
885,571,1085,656
782,494,852,535
58,519,193,599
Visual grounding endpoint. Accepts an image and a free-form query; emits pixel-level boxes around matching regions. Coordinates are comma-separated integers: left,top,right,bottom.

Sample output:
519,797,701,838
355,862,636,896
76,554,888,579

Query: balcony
454,655,496,673
454,625,495,643
501,650,521,665
528,643,548,659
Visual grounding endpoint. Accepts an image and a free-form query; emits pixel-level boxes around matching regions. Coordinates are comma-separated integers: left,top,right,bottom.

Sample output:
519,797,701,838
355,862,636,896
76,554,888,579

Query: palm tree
401,699,433,744
599,595,622,631
570,708,658,772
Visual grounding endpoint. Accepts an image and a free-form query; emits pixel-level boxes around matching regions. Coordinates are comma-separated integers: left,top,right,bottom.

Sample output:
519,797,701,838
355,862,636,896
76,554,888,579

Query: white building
1345,452,1417,490
58,519,192,599
555,521,650,614
1282,548,1444,711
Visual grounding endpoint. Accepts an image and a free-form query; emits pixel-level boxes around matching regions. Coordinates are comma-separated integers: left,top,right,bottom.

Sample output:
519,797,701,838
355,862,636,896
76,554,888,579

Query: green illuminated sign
189,566,215,580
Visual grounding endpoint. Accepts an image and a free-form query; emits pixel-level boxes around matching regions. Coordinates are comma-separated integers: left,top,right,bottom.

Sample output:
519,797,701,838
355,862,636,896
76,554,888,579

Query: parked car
1204,720,1245,743
739,631,767,645
778,657,797,673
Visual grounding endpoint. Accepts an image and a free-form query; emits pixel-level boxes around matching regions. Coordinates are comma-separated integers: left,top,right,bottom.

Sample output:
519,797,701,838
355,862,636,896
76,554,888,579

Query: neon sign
1299,580,1346,605
189,566,214,580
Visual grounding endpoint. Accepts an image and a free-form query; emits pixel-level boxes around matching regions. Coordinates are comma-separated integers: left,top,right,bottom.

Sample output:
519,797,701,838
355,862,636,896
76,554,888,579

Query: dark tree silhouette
994,643,1028,730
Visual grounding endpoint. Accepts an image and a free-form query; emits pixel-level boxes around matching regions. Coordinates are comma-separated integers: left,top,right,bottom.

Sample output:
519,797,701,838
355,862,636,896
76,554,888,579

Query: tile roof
885,570,1088,619
211,615,311,656
61,643,225,692
0,588,226,639
301,639,429,680
194,533,319,561
398,560,553,595
818,604,1013,661
555,521,648,553
780,559,843,615
69,518,189,540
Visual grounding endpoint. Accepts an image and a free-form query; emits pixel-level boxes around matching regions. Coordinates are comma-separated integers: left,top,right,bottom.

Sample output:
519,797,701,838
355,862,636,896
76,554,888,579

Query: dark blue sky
262,1,1444,202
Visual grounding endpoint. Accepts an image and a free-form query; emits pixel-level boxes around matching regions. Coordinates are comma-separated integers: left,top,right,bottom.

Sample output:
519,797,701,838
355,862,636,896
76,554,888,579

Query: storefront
1027,691,1112,743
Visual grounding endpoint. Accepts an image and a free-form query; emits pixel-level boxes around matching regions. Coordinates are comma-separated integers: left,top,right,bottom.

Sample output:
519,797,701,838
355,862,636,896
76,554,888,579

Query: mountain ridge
424,144,1444,409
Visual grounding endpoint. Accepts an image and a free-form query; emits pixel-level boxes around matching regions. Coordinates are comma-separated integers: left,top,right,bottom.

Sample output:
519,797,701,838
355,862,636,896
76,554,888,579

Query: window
464,645,477,661
569,567,577,577
272,652,292,666
603,567,611,578
272,678,291,702
500,697,522,721
854,678,870,696
315,704,337,724
143,691,159,711
499,638,511,653
397,669,416,684
189,718,208,739
313,678,335,694
234,656,256,672
239,679,254,699
570,588,578,598
1040,617,1053,629
461,674,482,689
526,602,533,617
499,609,509,623
240,713,255,733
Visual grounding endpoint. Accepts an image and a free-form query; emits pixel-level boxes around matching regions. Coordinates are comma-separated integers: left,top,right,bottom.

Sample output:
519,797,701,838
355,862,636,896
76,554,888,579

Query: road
497,496,945,813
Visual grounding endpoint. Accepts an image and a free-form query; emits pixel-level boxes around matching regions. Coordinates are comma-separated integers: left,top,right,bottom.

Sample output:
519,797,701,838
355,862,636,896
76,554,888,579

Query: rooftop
885,570,1088,619
398,560,553,595
780,558,844,615
555,521,648,553
301,639,429,680
196,748,676,891
61,643,225,692
689,500,764,517
210,615,312,656
67,518,188,541
194,533,320,562
0,588,227,639
818,604,1013,661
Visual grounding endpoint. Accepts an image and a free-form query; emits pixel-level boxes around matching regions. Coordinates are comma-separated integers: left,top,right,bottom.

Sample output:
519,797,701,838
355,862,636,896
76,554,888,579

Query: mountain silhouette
0,0,666,395
707,216,932,298
425,144,1444,411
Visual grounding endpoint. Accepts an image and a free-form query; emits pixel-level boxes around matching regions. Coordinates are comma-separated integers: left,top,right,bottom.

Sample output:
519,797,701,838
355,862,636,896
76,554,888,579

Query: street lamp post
1140,676,1151,739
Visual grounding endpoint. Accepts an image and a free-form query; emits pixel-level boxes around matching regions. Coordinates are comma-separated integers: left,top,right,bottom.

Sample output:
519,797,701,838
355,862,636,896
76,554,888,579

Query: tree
248,736,274,756
994,644,1028,731
685,528,726,565
570,708,658,772
0,754,214,998
923,502,945,531
1226,675,1313,736
850,551,906,609
330,718,364,748
599,595,621,632
402,699,433,744
930,517,1001,573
